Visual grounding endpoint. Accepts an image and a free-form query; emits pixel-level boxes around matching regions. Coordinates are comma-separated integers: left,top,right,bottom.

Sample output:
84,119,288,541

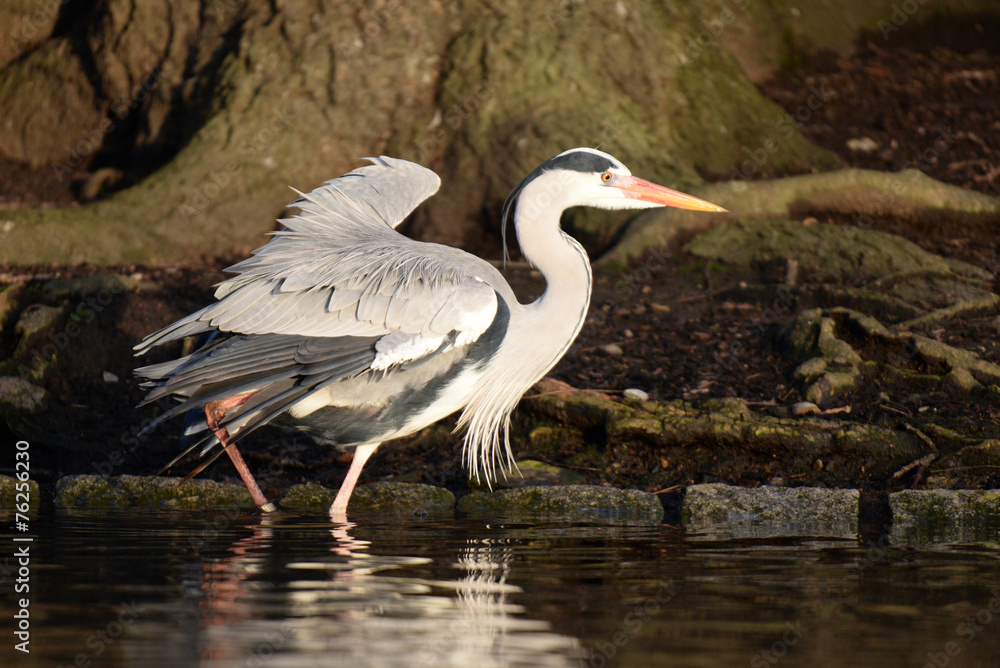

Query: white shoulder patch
371,284,499,370
371,330,448,370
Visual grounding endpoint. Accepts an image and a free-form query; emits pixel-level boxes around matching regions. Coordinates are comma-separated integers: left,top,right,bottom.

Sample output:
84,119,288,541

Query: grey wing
134,156,504,457
134,155,498,356
286,155,440,233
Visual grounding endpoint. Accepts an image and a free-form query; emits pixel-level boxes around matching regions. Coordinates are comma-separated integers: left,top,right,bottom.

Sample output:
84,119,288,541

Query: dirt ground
2,32,999,502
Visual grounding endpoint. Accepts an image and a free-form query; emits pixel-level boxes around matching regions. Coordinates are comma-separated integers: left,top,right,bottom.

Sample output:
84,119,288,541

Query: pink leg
205,392,277,513
329,443,380,522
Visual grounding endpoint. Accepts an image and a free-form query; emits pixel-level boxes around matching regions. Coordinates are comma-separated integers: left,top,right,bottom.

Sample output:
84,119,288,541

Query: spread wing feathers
289,155,441,234
134,156,498,359
136,333,380,440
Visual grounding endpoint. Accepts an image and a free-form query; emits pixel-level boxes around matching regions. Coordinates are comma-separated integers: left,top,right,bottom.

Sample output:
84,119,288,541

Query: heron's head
500,147,725,261
503,147,726,218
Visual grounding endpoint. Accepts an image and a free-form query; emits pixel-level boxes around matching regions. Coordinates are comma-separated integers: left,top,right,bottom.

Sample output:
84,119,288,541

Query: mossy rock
0,376,48,413
525,379,926,484
0,282,27,335
0,475,40,513
281,481,455,516
889,489,1000,526
55,474,254,508
682,483,859,538
38,274,140,302
469,459,586,490
458,485,663,524
686,219,962,284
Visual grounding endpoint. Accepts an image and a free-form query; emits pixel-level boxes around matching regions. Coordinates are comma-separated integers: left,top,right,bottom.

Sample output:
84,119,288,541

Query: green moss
890,490,1000,525
458,485,663,524
0,475,40,512
55,475,254,508
281,482,455,515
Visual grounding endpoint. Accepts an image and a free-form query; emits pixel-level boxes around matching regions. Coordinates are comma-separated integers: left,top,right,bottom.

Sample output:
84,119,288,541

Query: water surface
2,509,998,667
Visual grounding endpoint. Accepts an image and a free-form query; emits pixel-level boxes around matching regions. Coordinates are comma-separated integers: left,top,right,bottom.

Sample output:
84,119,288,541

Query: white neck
457,181,595,481
513,197,593,356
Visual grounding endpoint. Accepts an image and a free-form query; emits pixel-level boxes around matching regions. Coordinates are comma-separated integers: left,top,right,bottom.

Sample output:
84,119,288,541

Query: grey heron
134,147,725,520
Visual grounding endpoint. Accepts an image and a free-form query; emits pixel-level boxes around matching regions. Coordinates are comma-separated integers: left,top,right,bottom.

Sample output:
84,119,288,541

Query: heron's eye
601,172,613,183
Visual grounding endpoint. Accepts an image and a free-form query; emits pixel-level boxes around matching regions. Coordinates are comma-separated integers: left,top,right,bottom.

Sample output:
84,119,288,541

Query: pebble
791,401,821,416
103,371,119,383
623,388,649,401
846,136,879,152
601,343,624,356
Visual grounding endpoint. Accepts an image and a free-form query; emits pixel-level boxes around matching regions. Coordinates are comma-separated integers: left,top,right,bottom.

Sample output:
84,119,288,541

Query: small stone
601,343,624,356
103,371,119,383
623,388,649,401
791,401,821,416
623,329,634,338
650,303,671,314
846,136,879,152
0,376,48,413
689,331,711,342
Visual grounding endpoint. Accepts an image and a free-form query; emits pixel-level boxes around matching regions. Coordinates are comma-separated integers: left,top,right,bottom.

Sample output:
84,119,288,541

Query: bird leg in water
330,442,380,522
205,392,278,513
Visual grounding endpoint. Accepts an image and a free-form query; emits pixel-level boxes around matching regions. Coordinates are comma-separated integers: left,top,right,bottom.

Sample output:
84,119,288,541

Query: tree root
603,167,1000,264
